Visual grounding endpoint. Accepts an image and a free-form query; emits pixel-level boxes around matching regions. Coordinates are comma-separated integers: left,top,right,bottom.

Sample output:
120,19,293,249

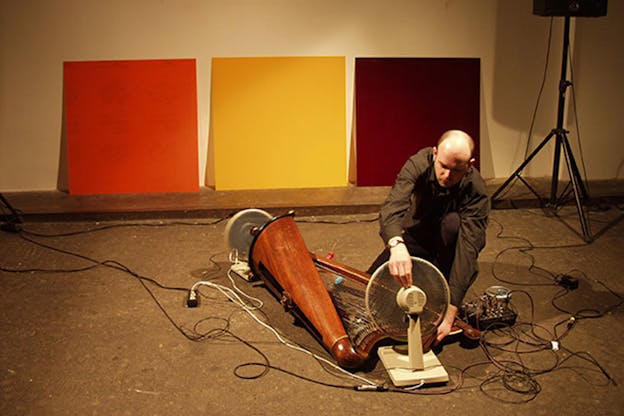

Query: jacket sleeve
379,150,429,243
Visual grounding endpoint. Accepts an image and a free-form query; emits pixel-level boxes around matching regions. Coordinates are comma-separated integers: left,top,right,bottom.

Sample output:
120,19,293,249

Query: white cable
236,293,378,386
191,280,261,310
402,380,425,390
226,268,263,309
191,279,378,386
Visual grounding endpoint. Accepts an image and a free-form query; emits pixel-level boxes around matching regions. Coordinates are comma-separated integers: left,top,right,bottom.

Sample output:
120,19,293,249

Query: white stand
379,289,449,386
378,345,449,386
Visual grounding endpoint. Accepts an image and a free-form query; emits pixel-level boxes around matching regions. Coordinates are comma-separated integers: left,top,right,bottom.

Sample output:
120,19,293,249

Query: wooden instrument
248,211,480,369
310,253,389,356
249,212,368,369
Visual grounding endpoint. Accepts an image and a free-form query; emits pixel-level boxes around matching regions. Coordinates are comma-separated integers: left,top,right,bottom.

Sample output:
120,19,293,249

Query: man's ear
469,157,475,165
432,146,438,158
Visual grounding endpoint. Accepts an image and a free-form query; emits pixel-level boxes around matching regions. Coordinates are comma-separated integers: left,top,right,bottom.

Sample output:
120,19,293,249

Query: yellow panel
211,57,346,190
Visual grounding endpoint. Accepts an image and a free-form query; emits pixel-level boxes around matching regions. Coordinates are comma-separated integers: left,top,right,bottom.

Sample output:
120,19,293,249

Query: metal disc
365,257,450,342
224,209,272,260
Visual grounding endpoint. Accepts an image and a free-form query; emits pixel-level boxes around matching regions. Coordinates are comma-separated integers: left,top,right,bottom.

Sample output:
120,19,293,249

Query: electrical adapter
186,289,199,307
231,261,254,281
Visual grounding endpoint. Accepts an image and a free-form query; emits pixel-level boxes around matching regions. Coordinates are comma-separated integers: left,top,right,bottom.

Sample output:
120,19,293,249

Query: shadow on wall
571,3,624,180
491,1,564,174
492,0,620,182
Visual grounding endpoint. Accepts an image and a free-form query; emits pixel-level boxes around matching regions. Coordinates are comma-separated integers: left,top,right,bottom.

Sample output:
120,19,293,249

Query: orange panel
64,59,199,194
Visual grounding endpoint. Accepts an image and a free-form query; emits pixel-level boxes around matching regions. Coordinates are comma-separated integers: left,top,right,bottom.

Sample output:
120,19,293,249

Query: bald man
367,130,490,344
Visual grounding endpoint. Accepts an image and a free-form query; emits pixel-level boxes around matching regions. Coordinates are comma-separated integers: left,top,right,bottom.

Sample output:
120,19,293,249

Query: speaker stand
0,193,23,232
492,15,592,243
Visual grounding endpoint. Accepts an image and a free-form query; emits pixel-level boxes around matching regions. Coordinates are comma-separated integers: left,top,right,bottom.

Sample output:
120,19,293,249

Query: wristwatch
387,237,405,249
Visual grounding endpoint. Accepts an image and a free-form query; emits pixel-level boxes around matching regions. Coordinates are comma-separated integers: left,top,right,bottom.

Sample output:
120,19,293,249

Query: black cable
4,212,621,397
479,370,542,404
475,288,617,401
233,362,356,390
3,218,378,388
551,273,623,321
491,214,622,321
490,218,562,286
0,228,218,347
0,262,99,274
477,216,621,402
557,346,617,386
2,228,383,391
10,232,189,291
5,225,292,370
295,213,380,225
19,214,233,238
234,361,473,395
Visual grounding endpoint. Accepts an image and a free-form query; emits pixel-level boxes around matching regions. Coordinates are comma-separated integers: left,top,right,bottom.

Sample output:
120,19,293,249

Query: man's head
432,130,475,188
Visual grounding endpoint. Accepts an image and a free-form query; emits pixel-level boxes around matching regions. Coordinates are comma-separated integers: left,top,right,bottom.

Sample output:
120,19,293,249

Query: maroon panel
355,58,480,186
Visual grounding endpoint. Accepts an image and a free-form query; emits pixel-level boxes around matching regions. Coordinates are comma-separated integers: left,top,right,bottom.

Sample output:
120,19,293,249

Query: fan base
378,346,449,386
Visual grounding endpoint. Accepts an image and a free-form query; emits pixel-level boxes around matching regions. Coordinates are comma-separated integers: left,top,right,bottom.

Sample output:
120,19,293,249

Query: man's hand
388,243,412,288
434,304,458,345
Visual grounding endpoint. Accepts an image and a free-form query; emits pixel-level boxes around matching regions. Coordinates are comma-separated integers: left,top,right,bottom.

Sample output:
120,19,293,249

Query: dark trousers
366,212,460,279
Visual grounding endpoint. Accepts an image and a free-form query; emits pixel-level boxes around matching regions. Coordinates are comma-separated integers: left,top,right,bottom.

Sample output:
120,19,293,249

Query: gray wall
1,0,622,191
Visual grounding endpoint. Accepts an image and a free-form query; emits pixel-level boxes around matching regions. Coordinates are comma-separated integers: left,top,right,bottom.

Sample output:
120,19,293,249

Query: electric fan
365,257,451,386
224,209,273,280
224,208,272,259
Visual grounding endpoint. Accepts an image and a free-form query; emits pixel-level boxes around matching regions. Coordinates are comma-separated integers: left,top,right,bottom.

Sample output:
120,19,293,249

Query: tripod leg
0,193,22,222
560,140,592,242
549,132,564,205
492,130,557,201
0,193,23,232
561,133,589,199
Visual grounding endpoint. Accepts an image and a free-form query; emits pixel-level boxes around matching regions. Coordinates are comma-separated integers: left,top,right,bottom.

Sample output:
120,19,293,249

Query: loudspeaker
533,0,608,17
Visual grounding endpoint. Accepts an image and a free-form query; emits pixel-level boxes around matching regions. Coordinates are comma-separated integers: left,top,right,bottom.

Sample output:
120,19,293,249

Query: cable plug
354,384,388,392
186,289,199,308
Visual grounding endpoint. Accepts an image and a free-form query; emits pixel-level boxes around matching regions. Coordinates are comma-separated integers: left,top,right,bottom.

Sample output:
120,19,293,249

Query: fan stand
377,287,449,386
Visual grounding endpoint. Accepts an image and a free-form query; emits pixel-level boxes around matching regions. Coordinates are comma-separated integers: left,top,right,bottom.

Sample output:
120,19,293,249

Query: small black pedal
558,274,579,290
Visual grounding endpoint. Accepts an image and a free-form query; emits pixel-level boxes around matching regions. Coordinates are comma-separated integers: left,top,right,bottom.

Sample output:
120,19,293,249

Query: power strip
231,261,254,281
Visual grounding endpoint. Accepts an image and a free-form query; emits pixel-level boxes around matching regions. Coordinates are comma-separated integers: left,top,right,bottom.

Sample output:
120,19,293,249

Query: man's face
433,147,472,188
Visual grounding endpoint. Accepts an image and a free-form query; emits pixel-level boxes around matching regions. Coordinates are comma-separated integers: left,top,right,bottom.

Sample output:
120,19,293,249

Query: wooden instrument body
249,212,367,369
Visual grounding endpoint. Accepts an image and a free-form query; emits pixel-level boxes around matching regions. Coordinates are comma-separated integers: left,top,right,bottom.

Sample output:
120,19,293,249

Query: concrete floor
1,187,623,415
